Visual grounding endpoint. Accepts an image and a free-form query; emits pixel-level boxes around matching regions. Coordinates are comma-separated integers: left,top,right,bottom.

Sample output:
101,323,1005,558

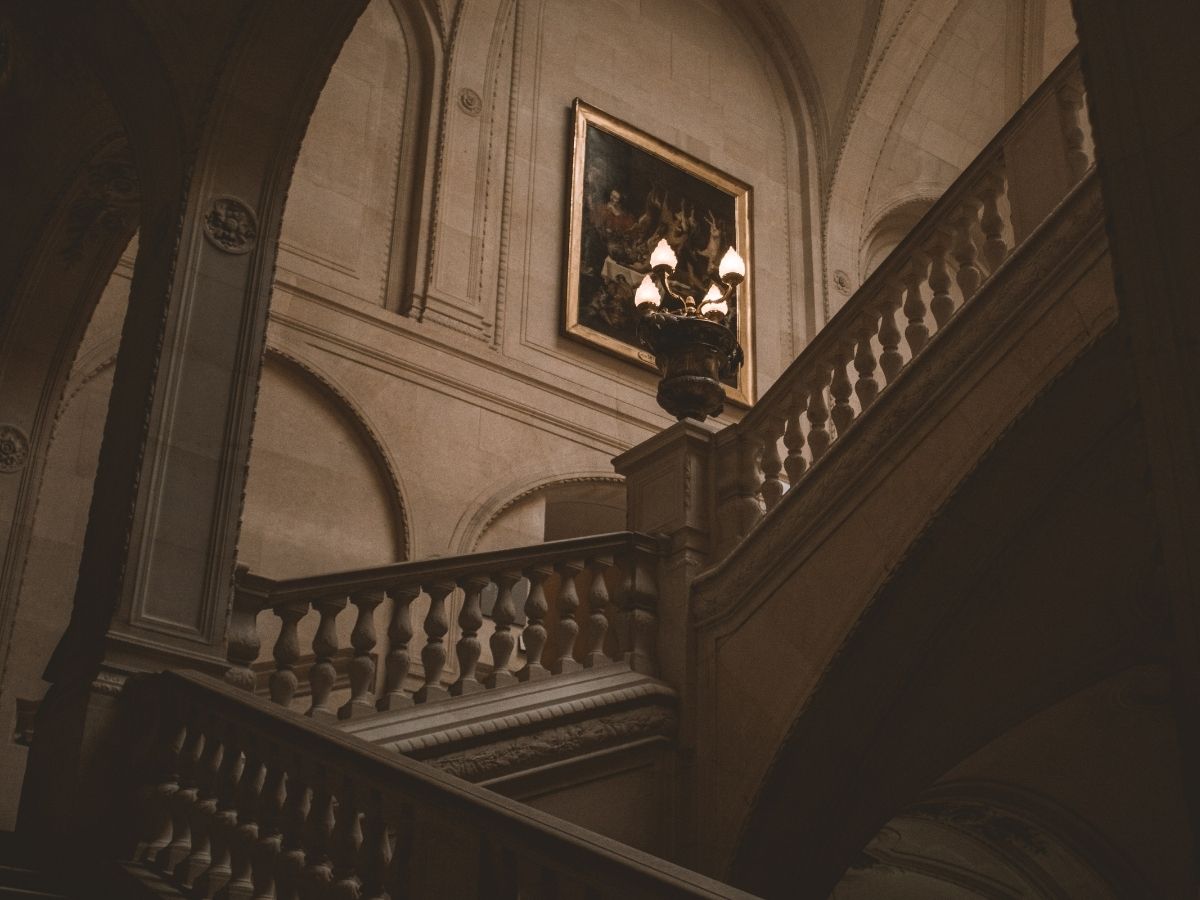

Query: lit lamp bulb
650,238,678,271
718,246,746,283
634,274,661,307
700,283,728,319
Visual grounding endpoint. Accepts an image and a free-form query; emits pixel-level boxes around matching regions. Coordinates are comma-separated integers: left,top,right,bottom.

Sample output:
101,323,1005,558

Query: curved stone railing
225,531,666,719
714,49,1093,554
126,670,756,898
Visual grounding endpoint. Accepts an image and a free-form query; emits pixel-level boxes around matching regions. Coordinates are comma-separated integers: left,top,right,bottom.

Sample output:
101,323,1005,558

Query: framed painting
563,99,755,407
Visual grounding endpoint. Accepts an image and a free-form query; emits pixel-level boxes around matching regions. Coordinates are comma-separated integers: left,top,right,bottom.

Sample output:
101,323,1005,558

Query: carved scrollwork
203,196,258,254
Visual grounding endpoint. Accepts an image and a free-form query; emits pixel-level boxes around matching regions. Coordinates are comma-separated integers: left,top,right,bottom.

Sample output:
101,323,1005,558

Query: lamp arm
652,267,690,311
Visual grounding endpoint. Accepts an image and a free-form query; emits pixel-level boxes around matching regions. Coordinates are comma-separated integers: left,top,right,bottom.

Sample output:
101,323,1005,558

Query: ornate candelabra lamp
634,238,746,421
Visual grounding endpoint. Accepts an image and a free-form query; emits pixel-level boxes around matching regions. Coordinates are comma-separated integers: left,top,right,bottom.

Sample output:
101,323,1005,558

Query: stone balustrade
715,50,1094,553
126,670,756,899
225,531,666,718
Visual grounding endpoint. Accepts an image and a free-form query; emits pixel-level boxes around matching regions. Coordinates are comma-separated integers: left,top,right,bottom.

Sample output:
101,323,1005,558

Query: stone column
19,0,370,844
1072,0,1200,855
612,416,720,867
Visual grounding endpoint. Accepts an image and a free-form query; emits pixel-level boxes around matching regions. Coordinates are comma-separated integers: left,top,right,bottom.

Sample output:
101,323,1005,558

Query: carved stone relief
430,703,676,781
457,87,482,116
203,196,258,254
0,424,29,473
62,149,139,264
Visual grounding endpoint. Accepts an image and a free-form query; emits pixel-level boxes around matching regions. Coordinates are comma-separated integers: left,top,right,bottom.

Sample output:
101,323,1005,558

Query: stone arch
0,101,140,730
277,0,442,313
727,328,1181,896
257,346,411,567
822,0,960,315
707,0,831,352
823,0,1076,316
452,471,626,554
32,0,380,696
836,776,1155,898
859,194,936,279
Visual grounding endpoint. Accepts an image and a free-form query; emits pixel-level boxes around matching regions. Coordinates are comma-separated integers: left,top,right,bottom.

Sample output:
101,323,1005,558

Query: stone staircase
95,48,1102,899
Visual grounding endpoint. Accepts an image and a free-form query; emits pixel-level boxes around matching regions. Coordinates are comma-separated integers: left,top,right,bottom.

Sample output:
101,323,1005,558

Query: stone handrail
225,531,666,719
127,669,757,898
715,49,1093,552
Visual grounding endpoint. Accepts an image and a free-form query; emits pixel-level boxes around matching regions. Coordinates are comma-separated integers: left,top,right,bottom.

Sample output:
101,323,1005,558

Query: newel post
612,418,719,693
225,565,267,691
1002,56,1089,242
612,417,719,871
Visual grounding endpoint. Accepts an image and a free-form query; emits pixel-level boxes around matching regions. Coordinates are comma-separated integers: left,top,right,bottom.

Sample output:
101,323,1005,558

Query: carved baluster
226,567,265,692
734,433,765,539
617,547,659,676
383,808,413,899
178,726,223,889
414,581,454,703
928,228,955,328
136,714,187,865
551,560,584,675
980,167,1009,272
377,585,418,711
877,278,905,384
518,564,552,682
1057,80,1089,182
759,419,785,510
581,557,613,668
806,365,833,462
275,766,310,900
270,600,307,707
953,199,983,303
853,312,881,411
902,253,930,357
330,779,363,900
160,726,204,872
486,571,521,688
302,775,336,899
358,792,391,900
338,589,383,719
451,575,489,695
195,732,244,899
250,759,286,900
308,595,347,720
226,750,265,900
829,343,855,438
783,394,808,484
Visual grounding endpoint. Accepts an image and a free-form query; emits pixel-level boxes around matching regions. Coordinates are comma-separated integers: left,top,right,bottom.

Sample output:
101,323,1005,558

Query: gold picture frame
563,99,755,407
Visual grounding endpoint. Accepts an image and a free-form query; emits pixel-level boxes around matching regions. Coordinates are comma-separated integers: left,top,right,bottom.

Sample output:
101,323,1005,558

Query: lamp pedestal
638,311,739,421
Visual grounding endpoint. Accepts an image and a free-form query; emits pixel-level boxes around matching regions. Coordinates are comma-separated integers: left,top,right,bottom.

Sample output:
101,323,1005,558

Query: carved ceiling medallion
457,87,482,117
0,424,30,473
203,196,258,254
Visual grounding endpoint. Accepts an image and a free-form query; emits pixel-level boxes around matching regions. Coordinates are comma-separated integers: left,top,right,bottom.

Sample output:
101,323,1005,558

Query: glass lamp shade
635,274,661,306
650,238,678,270
718,246,746,280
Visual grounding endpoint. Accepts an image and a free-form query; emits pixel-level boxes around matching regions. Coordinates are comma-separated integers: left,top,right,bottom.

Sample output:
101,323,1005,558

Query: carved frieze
430,703,676,781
